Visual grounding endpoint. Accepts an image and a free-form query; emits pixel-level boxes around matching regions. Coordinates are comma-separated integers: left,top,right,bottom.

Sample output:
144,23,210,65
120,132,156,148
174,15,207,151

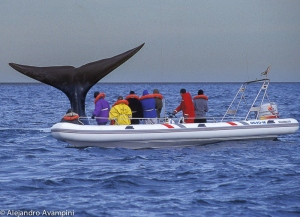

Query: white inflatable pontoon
51,79,299,149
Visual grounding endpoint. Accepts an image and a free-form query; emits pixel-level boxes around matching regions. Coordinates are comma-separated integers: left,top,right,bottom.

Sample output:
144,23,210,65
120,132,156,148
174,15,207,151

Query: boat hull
51,118,299,149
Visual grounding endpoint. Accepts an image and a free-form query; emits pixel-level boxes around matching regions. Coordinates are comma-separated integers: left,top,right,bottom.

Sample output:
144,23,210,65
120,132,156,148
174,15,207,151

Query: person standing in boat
92,92,110,125
125,91,143,124
109,96,132,125
140,90,157,124
153,89,164,120
193,89,209,123
173,88,195,123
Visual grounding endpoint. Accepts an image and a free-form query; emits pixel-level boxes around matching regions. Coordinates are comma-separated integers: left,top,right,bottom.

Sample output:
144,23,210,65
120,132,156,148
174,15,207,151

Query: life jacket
152,93,163,99
125,94,139,100
94,92,106,104
112,99,129,107
140,94,156,100
193,95,208,100
63,112,79,121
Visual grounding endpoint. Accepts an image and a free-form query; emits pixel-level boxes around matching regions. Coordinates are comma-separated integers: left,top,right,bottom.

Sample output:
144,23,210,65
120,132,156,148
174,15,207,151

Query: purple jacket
93,98,110,124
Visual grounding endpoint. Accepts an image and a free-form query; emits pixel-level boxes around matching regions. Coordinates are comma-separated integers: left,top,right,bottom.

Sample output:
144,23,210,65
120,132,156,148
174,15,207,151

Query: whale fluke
9,43,144,124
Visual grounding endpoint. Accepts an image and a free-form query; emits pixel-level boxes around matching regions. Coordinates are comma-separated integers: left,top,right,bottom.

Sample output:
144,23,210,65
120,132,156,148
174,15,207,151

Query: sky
1,0,300,83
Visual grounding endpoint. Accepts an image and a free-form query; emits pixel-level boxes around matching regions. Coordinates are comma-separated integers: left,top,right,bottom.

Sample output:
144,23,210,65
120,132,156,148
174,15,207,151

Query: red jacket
174,92,195,123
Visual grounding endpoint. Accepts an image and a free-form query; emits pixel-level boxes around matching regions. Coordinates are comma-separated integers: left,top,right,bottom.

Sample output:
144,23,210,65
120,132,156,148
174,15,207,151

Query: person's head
94,91,105,99
130,91,135,94
94,91,100,98
198,89,204,95
143,90,149,96
66,108,73,114
117,96,123,100
153,89,159,94
180,89,186,94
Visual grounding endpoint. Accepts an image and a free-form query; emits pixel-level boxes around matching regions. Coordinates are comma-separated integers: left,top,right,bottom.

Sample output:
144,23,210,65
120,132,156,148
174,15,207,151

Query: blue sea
0,82,299,217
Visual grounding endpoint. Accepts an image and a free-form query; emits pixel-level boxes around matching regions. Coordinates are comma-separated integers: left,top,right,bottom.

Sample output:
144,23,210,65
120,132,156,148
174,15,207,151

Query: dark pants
131,119,140,125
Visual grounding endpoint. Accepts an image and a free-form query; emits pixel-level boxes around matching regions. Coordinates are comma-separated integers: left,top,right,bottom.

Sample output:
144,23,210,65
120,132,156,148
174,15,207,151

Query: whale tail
9,43,144,124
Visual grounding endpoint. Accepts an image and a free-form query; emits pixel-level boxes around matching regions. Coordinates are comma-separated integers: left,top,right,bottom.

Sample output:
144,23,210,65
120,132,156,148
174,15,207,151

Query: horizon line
1,81,299,84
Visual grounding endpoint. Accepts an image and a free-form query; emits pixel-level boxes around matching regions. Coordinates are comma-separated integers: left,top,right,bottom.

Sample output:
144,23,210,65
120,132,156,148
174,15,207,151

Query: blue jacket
140,90,157,118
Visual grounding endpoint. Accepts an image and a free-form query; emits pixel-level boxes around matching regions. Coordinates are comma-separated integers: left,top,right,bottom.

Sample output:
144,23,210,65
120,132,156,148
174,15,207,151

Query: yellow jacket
109,101,132,125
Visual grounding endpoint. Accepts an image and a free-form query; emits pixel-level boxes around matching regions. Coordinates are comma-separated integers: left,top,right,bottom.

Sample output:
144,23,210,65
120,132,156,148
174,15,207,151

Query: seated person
61,109,83,125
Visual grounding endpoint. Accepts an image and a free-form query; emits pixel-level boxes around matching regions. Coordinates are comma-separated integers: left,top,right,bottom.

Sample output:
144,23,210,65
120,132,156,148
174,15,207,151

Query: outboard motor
258,102,279,119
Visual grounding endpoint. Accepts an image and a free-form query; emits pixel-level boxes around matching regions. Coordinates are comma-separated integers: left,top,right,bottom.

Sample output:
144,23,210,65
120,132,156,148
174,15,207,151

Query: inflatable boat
9,44,298,149
51,78,299,149
51,118,298,149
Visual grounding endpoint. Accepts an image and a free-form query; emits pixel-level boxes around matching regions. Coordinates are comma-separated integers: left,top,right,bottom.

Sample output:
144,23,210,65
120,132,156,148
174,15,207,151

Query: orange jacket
174,92,195,123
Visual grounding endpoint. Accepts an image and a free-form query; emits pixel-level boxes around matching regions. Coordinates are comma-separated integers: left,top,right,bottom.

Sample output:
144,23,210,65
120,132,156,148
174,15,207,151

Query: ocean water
0,82,299,217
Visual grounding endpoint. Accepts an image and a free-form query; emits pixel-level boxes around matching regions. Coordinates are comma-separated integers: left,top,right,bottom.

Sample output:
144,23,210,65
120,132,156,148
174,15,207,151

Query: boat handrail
243,78,270,85
79,116,252,125
221,78,272,121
